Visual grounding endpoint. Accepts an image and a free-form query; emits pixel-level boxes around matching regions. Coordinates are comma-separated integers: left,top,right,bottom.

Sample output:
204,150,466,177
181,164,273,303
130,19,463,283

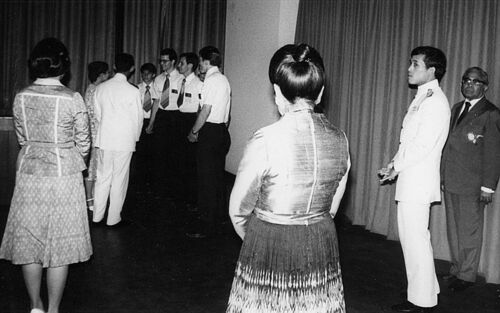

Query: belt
25,141,75,148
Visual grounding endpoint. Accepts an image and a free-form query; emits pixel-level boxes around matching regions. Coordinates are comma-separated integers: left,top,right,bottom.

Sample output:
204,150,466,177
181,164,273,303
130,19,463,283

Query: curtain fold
295,0,500,239
0,0,116,112
1,0,227,113
124,0,227,84
295,0,500,284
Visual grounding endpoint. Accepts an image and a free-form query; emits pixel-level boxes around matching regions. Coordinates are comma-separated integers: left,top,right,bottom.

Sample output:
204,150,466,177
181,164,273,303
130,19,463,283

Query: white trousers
93,149,133,225
397,201,440,307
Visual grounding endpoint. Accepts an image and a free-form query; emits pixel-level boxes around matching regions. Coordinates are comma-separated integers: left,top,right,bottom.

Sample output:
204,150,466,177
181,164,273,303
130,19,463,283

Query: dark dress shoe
438,273,456,281
107,219,132,228
448,279,474,292
391,301,435,312
185,230,207,238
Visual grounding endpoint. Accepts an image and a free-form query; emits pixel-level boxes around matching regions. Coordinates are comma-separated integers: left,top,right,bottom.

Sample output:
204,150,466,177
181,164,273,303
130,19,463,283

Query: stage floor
1,162,499,313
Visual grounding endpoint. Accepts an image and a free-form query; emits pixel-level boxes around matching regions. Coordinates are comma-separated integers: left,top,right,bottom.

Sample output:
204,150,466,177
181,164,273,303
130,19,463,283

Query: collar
184,72,196,83
416,79,439,95
464,96,483,107
34,78,64,86
206,66,220,78
164,69,179,77
113,73,128,81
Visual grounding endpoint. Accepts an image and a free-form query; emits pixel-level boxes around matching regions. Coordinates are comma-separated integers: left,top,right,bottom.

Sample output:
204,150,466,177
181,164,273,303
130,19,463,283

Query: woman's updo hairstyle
28,37,70,79
269,43,325,104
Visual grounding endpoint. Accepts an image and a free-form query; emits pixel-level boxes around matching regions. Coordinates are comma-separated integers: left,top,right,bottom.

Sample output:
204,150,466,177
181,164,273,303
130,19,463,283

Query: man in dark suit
441,67,500,292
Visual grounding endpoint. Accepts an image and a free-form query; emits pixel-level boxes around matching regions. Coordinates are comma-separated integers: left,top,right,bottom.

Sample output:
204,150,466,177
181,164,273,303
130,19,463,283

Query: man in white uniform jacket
379,46,450,313
93,53,143,226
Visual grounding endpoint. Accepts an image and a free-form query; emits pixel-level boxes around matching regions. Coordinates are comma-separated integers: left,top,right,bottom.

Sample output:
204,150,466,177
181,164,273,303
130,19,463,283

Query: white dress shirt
153,69,182,111
138,81,158,119
178,73,203,113
202,67,231,123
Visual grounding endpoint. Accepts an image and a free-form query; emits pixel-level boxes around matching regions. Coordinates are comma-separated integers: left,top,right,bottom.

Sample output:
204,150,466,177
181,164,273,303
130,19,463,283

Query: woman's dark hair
269,43,325,103
88,61,109,83
28,37,70,79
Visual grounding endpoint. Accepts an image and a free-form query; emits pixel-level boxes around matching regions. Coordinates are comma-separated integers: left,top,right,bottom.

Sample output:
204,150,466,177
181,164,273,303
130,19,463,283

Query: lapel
452,97,490,131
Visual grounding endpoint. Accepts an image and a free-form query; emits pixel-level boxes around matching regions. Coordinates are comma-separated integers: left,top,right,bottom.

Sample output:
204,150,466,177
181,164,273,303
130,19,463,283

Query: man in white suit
93,53,143,226
379,46,450,312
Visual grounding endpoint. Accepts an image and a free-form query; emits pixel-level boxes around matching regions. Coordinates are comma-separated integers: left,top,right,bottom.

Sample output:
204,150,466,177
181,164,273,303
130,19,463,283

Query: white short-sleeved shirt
178,73,203,113
153,69,182,111
202,66,231,123
138,81,158,119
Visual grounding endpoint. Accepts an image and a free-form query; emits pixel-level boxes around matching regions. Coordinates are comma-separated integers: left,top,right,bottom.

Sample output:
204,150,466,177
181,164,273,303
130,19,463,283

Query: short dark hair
268,43,325,104
160,48,177,63
462,66,489,85
411,46,447,82
115,53,135,73
140,63,157,74
87,61,109,83
199,46,222,67
179,52,199,71
28,37,71,79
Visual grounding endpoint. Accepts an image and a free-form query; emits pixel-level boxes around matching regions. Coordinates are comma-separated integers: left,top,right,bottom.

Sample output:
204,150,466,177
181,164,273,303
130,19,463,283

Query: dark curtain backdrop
124,0,226,84
295,0,500,283
0,0,226,115
0,0,117,115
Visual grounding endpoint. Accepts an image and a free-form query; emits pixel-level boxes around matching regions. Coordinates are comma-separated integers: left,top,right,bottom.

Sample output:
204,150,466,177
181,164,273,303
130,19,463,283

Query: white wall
224,0,300,174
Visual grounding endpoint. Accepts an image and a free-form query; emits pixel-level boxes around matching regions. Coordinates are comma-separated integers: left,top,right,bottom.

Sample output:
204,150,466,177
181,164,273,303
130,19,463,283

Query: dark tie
456,101,471,126
162,74,170,92
143,85,152,112
160,74,170,108
177,78,186,107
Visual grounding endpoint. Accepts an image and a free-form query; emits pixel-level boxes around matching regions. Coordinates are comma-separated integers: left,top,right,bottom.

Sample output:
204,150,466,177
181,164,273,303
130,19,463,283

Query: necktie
177,78,186,107
160,74,170,108
162,74,170,91
143,85,152,112
456,101,471,126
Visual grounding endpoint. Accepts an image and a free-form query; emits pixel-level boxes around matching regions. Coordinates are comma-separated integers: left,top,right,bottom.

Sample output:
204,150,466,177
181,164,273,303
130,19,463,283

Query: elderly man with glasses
441,66,500,292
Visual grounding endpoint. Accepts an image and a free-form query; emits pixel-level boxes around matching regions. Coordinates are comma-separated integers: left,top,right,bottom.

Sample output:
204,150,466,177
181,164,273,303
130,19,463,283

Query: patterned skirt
226,215,345,313
0,172,93,267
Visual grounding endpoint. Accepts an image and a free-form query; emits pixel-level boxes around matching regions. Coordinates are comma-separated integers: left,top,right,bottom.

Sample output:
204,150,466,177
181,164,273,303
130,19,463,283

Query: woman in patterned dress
0,38,92,313
226,44,350,313
83,61,109,211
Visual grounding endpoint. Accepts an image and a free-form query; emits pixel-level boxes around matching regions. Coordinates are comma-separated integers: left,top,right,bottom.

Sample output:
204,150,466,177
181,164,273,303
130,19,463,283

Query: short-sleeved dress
0,80,93,267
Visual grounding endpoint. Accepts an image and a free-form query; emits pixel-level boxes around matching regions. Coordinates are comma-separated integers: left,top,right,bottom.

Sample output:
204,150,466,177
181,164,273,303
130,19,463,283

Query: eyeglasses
461,77,486,86
159,59,171,63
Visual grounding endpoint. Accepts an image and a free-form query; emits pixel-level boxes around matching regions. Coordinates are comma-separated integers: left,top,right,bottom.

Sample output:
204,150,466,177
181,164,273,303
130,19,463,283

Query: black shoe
438,273,456,281
185,230,207,238
107,219,132,228
448,279,474,292
391,301,435,312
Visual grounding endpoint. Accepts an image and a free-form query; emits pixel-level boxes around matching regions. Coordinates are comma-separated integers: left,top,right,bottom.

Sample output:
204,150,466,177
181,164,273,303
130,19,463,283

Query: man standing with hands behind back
441,67,500,292
379,46,450,312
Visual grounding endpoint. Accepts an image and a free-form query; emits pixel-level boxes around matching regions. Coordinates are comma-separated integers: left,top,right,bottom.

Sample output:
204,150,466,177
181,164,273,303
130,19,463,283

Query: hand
187,132,198,143
480,190,493,203
146,124,154,134
378,166,398,184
